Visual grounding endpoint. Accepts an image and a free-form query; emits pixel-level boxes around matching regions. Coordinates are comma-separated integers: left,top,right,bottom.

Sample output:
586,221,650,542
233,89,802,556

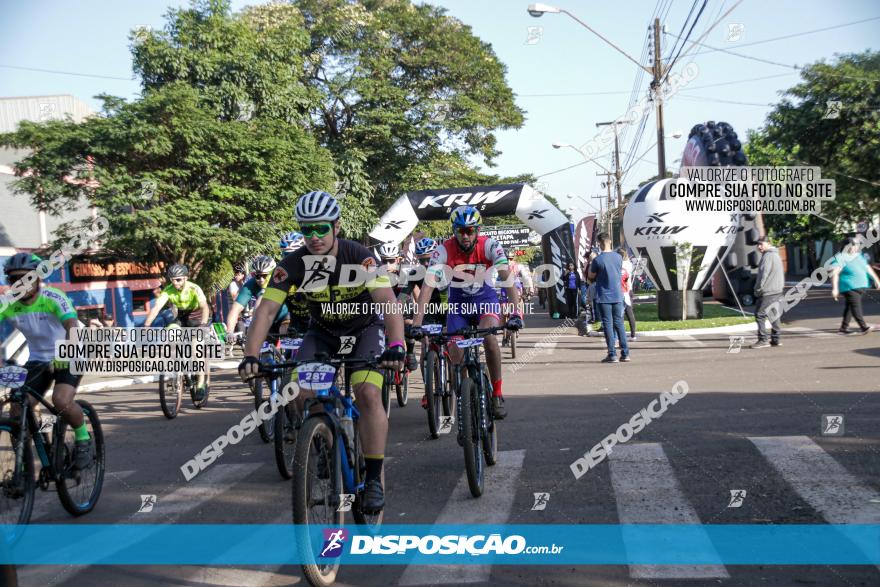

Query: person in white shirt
617,247,637,341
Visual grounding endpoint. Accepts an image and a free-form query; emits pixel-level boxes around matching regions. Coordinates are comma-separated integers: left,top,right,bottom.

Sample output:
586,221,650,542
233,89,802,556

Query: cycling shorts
295,320,385,388
446,287,501,335
23,360,81,396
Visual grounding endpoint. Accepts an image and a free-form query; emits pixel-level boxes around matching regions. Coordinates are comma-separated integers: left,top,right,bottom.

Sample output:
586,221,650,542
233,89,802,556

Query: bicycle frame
4,385,63,485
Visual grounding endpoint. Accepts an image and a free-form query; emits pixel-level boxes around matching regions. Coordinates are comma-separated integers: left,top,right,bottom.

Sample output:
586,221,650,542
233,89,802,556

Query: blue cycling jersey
235,276,290,324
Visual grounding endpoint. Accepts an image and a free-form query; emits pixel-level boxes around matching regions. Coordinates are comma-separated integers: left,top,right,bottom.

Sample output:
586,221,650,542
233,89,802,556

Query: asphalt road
14,289,880,586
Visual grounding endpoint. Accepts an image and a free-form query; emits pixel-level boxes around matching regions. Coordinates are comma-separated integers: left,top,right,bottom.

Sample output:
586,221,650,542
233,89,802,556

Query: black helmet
166,264,189,279
4,252,41,275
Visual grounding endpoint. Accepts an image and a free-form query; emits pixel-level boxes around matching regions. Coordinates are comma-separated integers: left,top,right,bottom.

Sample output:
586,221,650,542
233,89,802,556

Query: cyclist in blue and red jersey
409,206,522,420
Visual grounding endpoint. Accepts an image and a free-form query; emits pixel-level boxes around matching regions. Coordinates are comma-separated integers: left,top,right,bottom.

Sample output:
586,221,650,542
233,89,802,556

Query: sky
1,0,877,221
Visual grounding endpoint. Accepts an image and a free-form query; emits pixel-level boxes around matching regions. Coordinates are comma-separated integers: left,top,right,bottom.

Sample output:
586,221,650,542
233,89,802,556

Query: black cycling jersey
264,238,390,334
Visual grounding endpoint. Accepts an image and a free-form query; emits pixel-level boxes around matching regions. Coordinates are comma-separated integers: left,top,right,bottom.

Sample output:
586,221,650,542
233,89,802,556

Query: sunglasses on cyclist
456,226,477,236
254,273,269,280
171,277,186,283
6,273,31,285
418,258,431,266
300,223,333,238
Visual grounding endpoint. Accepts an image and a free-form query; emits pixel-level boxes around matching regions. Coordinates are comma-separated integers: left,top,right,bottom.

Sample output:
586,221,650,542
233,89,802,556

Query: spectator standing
831,235,880,334
588,233,630,363
751,236,785,349
563,262,581,319
617,247,637,341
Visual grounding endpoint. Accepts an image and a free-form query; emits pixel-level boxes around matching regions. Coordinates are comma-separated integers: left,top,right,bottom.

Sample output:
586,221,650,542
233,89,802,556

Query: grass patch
592,302,752,332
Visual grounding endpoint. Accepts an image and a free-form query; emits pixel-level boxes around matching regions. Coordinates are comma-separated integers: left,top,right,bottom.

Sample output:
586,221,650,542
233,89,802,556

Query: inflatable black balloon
681,121,761,308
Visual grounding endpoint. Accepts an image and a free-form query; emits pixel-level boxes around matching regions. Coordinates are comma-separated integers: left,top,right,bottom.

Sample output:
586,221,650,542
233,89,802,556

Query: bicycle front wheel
158,374,182,419
380,371,391,419
0,422,35,526
293,417,342,587
396,369,408,407
510,330,517,359
274,402,299,480
55,400,105,516
459,376,484,498
480,367,498,466
251,377,273,443
424,350,441,438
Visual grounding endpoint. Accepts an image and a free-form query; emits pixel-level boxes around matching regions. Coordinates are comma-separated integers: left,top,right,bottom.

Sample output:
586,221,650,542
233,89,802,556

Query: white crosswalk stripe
787,326,836,338
19,463,262,586
30,469,137,522
398,449,526,586
749,436,880,523
608,443,729,579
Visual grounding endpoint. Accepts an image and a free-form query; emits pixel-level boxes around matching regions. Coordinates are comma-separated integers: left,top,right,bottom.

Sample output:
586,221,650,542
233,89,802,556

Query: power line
535,160,589,179
0,63,132,81
689,16,880,55
518,72,799,98
663,0,708,81
664,31,880,83
675,93,774,107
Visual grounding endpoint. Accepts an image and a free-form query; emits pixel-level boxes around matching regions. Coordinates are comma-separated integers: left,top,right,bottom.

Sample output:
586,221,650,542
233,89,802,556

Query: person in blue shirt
224,255,290,337
588,233,629,363
831,236,880,334
563,262,581,319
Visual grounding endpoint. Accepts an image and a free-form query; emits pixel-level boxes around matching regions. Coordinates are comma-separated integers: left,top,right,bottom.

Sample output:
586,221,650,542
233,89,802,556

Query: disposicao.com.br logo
346,533,563,556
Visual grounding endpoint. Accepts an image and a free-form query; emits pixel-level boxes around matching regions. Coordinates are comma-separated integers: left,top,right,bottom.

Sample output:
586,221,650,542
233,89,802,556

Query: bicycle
259,354,385,587
420,323,453,439
0,365,105,526
255,333,303,479
380,363,408,418
451,325,502,498
156,324,212,419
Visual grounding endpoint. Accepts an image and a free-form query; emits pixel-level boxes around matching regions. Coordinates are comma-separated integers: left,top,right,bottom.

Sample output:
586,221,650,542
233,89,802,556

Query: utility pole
651,18,667,179
595,174,615,246
591,194,606,236
595,120,632,208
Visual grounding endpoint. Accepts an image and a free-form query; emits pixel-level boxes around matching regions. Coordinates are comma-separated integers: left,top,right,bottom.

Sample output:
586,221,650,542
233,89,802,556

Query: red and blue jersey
428,235,508,301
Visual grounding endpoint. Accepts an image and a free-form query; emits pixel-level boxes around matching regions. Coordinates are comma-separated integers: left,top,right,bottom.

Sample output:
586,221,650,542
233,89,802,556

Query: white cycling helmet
377,242,400,259
295,190,340,223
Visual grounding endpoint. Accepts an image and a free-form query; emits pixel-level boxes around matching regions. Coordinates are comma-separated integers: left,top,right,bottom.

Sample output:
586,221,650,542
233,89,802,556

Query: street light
527,3,561,17
551,142,613,175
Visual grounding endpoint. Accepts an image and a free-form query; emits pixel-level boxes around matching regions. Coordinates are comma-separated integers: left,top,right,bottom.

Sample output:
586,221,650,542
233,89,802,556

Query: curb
635,321,756,337
79,359,242,393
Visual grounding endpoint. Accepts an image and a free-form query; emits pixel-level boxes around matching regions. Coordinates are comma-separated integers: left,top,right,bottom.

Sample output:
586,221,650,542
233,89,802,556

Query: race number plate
0,366,28,389
280,338,303,351
423,324,443,335
298,363,336,391
455,337,484,349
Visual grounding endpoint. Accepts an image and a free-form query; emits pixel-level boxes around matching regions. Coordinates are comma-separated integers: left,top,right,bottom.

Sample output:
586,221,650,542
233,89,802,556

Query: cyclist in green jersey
143,264,211,398
0,253,92,469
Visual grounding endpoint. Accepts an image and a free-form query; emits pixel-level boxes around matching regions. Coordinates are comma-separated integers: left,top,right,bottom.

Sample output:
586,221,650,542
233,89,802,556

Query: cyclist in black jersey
239,191,404,514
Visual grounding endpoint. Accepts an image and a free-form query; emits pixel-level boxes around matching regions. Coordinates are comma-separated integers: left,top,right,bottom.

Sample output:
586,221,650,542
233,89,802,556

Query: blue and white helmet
279,231,305,253
295,191,340,223
414,237,438,256
450,205,482,228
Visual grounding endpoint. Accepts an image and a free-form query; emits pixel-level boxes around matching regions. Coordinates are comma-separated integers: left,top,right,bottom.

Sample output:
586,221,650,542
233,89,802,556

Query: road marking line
749,436,880,523
608,443,729,579
29,470,137,522
787,326,835,338
398,449,526,585
670,334,707,347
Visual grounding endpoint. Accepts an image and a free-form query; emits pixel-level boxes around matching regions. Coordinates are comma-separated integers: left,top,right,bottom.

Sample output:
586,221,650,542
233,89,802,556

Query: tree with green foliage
0,82,334,282
745,51,880,267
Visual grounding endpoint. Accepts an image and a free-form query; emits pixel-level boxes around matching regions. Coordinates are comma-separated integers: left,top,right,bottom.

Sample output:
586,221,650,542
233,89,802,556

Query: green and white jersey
0,286,76,362
161,281,207,312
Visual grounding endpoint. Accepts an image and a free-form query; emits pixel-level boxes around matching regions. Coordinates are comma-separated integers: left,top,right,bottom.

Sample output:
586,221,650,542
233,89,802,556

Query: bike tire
510,331,517,359
396,369,408,407
0,422,35,526
158,374,182,419
381,371,391,419
251,377,272,443
55,400,105,516
424,351,441,438
352,427,384,529
274,402,299,480
293,417,342,587
459,376,484,498
190,369,210,410
442,358,453,417
480,367,498,467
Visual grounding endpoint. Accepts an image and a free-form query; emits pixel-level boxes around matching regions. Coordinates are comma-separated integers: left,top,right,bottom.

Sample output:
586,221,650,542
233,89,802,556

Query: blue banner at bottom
1,524,878,565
